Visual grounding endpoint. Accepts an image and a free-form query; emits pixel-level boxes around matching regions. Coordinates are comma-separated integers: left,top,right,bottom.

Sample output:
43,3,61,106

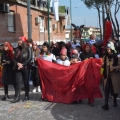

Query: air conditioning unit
0,3,10,13
40,27,44,32
35,17,41,24
50,28,52,33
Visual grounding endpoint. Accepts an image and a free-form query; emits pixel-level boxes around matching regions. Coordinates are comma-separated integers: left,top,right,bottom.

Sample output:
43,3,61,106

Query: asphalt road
0,85,120,120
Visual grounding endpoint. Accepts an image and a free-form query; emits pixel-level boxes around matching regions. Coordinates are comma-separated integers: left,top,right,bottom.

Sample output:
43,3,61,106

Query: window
8,11,15,32
40,17,44,32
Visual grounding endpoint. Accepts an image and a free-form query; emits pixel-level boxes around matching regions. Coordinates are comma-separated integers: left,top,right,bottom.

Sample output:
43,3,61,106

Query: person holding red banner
80,44,95,106
38,42,56,62
80,44,95,61
56,48,70,66
70,49,81,64
102,42,120,110
1,42,14,100
37,42,56,101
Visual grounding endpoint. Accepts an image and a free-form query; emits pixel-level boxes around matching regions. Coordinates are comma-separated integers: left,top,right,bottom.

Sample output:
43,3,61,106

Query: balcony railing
19,0,48,8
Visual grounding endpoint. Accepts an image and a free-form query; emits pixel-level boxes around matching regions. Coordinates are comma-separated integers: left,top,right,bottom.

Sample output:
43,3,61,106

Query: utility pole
70,0,72,42
47,0,50,45
27,0,32,39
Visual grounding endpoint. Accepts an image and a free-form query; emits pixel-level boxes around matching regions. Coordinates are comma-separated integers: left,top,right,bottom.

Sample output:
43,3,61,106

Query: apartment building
0,0,66,47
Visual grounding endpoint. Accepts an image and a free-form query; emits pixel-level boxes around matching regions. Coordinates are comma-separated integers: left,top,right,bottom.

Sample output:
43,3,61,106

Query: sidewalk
0,85,120,120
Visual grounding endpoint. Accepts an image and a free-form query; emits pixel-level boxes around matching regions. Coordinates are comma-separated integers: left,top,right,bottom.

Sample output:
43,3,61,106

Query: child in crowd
56,48,70,66
70,49,81,64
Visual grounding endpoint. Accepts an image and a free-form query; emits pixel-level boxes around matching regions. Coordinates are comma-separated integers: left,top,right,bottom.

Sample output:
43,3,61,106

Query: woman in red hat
80,44,95,61
80,44,95,106
12,36,32,103
1,42,14,100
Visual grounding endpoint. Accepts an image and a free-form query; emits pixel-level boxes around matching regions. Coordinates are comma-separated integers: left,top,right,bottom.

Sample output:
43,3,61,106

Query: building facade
0,0,66,47
82,26,101,38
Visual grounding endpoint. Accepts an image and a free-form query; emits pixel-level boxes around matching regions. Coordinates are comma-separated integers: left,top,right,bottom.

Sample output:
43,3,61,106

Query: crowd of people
0,34,120,111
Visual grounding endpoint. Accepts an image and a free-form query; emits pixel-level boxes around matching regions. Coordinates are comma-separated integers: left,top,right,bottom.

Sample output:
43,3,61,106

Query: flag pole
47,0,50,45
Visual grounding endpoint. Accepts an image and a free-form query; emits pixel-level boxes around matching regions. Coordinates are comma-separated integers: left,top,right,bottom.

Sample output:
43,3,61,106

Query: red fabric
19,36,27,42
82,44,91,50
37,58,103,104
91,46,97,54
103,21,112,47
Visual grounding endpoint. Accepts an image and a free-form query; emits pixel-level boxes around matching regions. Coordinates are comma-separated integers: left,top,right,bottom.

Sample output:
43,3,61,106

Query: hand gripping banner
37,58,103,104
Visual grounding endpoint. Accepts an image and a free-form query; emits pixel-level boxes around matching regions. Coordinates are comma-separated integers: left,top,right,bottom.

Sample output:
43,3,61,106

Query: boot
2,85,9,100
12,93,20,103
113,99,117,107
22,95,29,102
113,94,118,107
1,94,10,101
23,89,29,102
102,104,109,110
23,86,29,102
88,99,94,107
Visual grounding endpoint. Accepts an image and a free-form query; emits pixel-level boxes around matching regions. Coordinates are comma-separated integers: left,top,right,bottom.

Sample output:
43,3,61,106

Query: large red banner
37,58,103,104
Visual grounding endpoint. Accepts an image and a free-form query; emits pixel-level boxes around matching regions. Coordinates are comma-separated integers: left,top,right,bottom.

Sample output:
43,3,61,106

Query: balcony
19,0,47,8
18,0,50,12
0,0,17,4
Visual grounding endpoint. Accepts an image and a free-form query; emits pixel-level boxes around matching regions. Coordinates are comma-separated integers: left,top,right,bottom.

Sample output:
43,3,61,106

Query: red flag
37,58,103,104
103,20,112,47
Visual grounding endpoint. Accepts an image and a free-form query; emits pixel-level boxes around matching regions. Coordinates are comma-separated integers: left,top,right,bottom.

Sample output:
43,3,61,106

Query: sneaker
37,86,41,92
32,88,37,93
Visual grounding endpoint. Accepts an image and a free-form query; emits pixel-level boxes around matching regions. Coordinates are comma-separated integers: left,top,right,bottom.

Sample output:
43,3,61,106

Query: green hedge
59,6,66,13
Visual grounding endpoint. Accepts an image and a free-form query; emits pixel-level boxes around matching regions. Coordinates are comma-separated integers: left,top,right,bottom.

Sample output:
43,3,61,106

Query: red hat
60,48,67,56
71,49,78,55
19,36,27,42
82,44,91,50
71,49,78,58
91,45,97,54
